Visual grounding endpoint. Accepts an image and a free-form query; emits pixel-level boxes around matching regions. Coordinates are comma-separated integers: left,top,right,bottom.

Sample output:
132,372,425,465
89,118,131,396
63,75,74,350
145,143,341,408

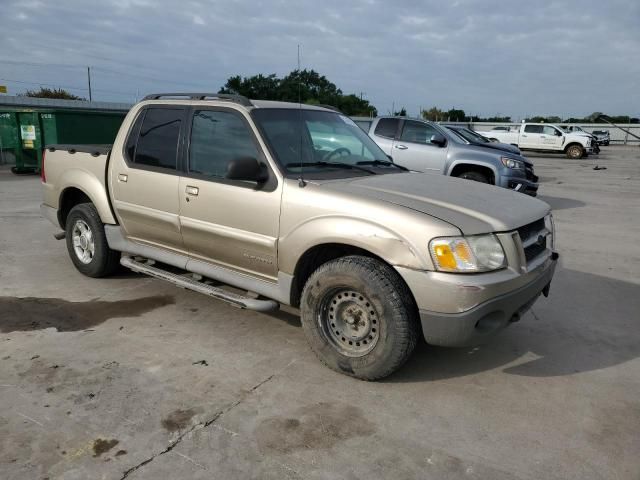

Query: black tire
65,203,120,278
300,255,419,380
457,170,490,183
566,144,584,159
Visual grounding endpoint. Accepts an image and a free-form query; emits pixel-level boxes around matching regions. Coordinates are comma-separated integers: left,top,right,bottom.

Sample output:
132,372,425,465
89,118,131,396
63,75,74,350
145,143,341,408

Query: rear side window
189,110,259,178
524,125,543,134
374,118,399,138
133,108,183,170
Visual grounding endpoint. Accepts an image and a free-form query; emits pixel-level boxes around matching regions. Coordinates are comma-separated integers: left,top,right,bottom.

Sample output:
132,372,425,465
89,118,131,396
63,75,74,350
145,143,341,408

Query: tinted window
400,120,439,144
134,108,182,169
125,111,144,161
374,118,399,138
524,125,543,134
189,110,259,178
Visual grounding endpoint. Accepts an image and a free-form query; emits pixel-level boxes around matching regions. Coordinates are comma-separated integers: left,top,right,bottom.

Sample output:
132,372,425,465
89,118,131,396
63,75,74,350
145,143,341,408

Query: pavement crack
118,371,278,479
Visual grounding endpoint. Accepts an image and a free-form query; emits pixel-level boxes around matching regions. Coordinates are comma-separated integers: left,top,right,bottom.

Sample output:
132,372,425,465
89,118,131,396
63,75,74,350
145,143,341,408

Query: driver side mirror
430,133,447,147
555,130,563,136
226,156,267,183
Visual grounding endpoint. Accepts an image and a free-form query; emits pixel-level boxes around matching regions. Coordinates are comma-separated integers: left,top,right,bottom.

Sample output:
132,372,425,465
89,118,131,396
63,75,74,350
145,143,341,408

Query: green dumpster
0,112,20,168
0,101,129,174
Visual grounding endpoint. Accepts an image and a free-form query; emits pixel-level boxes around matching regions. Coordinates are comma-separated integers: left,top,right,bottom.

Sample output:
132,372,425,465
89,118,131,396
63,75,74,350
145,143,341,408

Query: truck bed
41,144,116,228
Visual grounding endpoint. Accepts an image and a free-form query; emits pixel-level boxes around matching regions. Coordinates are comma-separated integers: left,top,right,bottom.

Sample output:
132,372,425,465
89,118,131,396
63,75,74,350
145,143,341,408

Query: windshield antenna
297,44,306,187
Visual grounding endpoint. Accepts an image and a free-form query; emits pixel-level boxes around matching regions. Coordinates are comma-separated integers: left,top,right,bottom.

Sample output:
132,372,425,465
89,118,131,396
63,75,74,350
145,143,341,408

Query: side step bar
120,256,279,312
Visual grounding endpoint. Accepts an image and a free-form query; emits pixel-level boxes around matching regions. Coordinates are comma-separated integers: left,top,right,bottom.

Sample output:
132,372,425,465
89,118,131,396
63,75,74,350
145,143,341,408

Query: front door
178,108,281,280
391,120,447,172
110,106,186,252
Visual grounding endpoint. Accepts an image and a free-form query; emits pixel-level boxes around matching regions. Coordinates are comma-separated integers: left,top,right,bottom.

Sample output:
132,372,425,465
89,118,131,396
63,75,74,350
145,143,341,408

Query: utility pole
87,66,92,102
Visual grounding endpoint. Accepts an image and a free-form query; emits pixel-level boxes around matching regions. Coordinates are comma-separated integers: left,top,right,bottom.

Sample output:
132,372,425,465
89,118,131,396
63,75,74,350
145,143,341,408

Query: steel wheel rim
72,219,95,264
318,288,380,357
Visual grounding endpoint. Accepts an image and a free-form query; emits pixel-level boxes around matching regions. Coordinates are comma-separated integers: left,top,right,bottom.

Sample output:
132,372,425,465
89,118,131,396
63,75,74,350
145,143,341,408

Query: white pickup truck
481,123,594,159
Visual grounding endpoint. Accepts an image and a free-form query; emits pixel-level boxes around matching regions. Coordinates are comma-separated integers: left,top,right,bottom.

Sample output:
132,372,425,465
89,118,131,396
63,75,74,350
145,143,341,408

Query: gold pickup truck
40,93,558,380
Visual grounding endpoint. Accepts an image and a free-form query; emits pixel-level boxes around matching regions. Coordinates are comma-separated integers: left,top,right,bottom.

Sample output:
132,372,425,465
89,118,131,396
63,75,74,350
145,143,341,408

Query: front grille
517,218,547,263
524,165,538,182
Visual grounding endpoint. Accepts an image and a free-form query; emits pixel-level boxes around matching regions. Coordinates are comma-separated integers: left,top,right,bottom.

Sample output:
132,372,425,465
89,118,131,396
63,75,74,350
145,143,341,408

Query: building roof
0,95,131,112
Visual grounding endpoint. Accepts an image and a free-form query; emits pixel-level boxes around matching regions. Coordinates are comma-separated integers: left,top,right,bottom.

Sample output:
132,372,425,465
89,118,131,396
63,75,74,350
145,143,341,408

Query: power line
0,77,134,97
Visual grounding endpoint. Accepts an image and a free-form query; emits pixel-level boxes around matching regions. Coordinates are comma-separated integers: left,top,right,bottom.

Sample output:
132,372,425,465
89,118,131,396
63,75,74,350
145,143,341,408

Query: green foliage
393,107,407,116
219,69,376,116
422,106,511,123
21,87,85,100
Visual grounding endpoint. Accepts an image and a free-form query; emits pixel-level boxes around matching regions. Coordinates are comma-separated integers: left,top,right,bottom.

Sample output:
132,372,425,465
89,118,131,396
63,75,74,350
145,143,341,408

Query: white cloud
0,0,638,117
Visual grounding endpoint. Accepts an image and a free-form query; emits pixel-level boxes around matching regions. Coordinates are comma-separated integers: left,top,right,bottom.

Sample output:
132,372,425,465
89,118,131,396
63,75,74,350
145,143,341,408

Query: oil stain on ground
255,402,376,454
161,408,200,432
0,295,174,333
92,438,119,457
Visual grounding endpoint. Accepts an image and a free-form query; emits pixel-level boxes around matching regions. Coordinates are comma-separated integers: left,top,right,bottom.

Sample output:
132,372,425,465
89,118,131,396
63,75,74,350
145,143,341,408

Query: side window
400,121,439,144
134,108,183,170
543,126,558,135
524,125,543,134
374,118,399,138
189,110,259,178
125,111,145,162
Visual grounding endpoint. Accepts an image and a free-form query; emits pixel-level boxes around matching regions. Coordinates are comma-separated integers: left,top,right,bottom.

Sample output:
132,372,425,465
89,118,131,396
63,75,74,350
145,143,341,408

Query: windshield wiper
285,161,377,175
356,159,409,171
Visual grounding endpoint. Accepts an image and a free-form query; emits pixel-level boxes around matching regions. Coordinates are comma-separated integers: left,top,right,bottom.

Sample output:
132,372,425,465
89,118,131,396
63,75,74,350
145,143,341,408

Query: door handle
185,186,199,196
394,144,408,150
118,174,128,182
521,135,527,137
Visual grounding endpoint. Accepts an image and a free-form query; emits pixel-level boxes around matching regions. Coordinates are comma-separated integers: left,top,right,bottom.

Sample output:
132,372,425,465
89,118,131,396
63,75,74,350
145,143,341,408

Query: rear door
110,106,186,252
369,118,400,156
391,120,447,172
519,124,544,149
178,107,281,280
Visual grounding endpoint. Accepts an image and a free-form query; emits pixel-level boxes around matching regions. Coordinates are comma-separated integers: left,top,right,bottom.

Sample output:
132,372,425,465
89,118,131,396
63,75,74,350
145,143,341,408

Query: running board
120,256,279,312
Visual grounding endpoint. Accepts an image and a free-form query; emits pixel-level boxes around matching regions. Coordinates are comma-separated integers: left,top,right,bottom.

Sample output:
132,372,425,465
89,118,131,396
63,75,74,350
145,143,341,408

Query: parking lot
1,146,639,479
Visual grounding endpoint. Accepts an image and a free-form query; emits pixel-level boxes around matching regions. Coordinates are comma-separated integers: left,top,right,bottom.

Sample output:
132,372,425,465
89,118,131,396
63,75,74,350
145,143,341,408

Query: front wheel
300,256,419,380
457,170,490,183
65,203,120,277
566,144,584,159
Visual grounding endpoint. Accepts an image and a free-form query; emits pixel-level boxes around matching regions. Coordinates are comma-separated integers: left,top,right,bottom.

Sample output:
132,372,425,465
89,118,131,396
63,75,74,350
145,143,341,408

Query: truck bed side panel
42,145,116,226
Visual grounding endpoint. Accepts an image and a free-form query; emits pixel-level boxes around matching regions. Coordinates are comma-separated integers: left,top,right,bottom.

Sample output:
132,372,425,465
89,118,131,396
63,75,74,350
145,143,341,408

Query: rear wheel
457,170,490,183
300,256,419,380
566,144,584,159
65,203,120,277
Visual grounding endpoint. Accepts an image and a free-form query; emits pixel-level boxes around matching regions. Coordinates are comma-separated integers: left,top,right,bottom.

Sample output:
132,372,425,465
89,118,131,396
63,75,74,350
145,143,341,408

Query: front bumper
396,254,557,347
498,172,538,196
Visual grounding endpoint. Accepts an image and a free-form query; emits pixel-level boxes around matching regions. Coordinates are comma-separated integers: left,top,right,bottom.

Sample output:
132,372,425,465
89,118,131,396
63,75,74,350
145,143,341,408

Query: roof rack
142,93,253,107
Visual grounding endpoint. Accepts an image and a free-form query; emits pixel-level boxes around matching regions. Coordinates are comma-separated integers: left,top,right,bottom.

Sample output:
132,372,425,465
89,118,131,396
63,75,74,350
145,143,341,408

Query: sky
1,0,638,119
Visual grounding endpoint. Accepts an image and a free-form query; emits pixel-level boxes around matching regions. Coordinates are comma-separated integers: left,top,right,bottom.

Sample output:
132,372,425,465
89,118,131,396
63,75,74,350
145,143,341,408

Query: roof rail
142,93,253,107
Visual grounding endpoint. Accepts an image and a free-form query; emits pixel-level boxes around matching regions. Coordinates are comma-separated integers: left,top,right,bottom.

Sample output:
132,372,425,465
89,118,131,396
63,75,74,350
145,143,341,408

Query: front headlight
429,234,506,273
544,213,556,250
500,156,525,169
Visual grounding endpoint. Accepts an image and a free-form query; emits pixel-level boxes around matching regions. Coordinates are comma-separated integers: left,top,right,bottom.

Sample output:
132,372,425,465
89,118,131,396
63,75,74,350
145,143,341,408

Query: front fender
446,159,499,179
278,215,430,275
58,168,116,224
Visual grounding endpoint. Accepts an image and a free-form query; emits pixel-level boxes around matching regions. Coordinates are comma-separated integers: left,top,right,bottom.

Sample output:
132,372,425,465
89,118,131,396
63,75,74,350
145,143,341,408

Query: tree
393,107,407,116
21,87,85,100
422,107,445,122
446,108,466,122
218,69,376,116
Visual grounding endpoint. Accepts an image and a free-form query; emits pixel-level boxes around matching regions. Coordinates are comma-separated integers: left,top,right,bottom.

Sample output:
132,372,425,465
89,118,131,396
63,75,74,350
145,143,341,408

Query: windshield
447,127,490,143
251,109,394,177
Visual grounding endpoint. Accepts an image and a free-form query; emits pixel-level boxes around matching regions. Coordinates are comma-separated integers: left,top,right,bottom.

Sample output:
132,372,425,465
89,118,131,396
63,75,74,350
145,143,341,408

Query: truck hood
471,140,522,156
321,173,550,235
